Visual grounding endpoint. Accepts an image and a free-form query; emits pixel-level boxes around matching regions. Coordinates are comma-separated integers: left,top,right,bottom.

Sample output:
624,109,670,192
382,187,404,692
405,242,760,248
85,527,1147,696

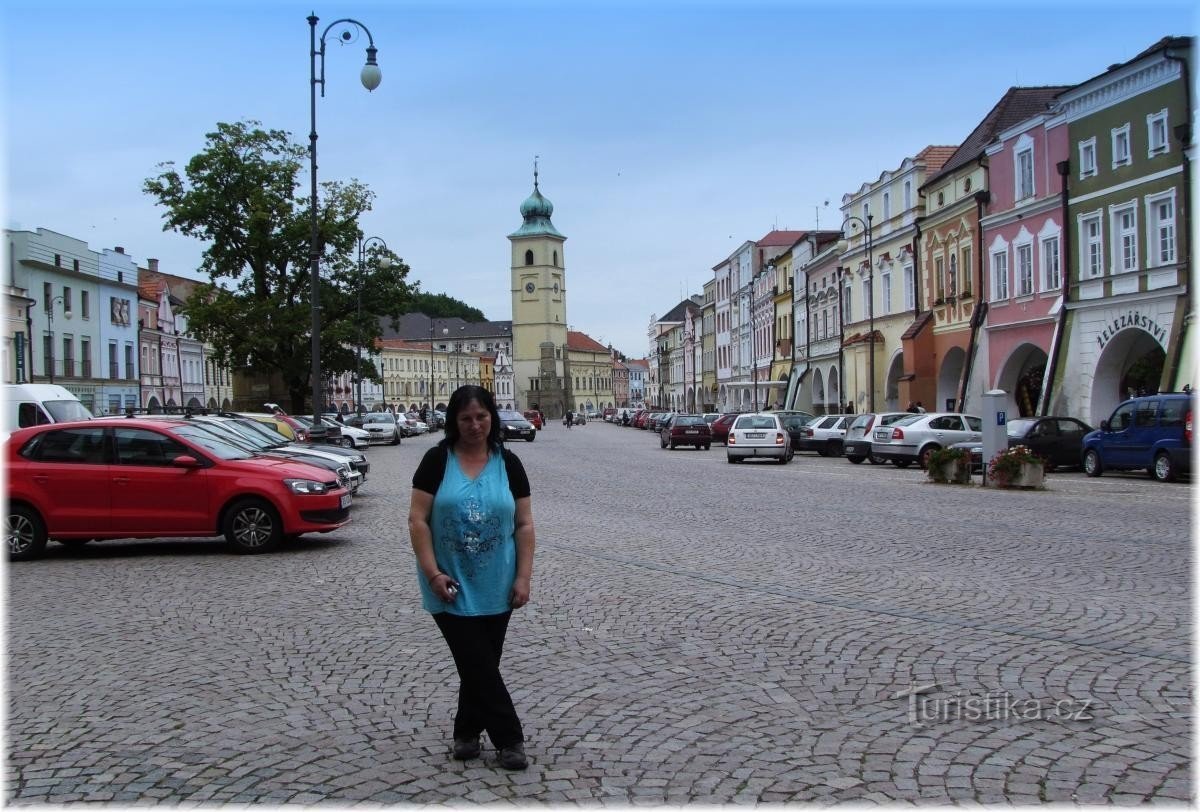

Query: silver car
726,413,793,464
358,412,402,445
870,412,983,469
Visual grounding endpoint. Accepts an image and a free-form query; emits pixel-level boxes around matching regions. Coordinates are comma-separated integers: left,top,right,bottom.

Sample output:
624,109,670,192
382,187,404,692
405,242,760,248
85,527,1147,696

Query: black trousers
433,611,523,748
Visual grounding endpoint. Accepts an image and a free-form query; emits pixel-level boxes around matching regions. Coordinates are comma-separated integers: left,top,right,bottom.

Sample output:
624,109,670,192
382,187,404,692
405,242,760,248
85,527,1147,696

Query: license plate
747,432,765,439
685,430,699,435
874,430,890,440
339,493,352,509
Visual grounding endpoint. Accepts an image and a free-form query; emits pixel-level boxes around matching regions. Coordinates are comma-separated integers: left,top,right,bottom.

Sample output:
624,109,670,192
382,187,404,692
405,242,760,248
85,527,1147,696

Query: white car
320,418,370,449
357,412,402,445
726,413,793,464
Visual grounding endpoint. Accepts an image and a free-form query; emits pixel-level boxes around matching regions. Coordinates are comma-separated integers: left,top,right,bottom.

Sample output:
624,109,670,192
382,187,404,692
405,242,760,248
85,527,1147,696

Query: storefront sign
1095,310,1168,350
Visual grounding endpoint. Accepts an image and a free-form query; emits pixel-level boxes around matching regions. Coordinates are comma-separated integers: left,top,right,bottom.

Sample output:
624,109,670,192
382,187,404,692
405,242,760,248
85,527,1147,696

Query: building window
81,338,91,378
904,180,912,210
1146,191,1177,266
43,334,53,376
1111,124,1131,169
882,191,891,221
935,256,944,300
861,278,870,319
81,290,90,319
1079,138,1097,178
1081,213,1104,278
961,247,972,294
1147,109,1169,157
63,287,72,314
1016,243,1034,296
903,264,915,310
1041,235,1061,291
1015,138,1034,200
948,253,958,297
1111,203,1138,273
524,250,534,266
61,336,73,378
125,344,135,380
43,282,52,313
991,250,1009,301
843,280,852,322
881,268,892,315
109,342,119,379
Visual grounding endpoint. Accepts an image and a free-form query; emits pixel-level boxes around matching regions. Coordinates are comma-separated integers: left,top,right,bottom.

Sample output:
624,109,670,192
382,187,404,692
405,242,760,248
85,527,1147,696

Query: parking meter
981,389,1008,486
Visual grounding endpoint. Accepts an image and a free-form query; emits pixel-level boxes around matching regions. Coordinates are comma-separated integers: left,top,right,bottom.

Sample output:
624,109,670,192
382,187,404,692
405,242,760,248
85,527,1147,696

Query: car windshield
364,414,393,424
735,415,777,430
850,414,872,429
170,424,256,460
674,416,705,427
1007,418,1038,436
893,415,923,427
45,399,94,422
186,421,266,452
231,418,287,445
498,411,524,421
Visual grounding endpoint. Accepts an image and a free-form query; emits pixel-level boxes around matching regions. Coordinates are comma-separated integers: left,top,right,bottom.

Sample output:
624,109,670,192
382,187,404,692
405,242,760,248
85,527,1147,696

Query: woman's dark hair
439,385,503,450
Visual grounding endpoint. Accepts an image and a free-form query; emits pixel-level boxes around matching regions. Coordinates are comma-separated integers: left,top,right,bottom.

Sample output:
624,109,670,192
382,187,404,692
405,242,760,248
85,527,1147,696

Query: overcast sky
3,0,1195,358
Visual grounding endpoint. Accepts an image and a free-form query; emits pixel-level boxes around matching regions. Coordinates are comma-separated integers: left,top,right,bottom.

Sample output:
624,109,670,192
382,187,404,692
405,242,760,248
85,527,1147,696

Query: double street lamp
355,235,390,413
308,12,382,439
841,214,875,412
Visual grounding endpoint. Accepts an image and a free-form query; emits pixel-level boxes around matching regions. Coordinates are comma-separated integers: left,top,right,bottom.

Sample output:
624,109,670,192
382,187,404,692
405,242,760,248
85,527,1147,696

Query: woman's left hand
511,576,531,609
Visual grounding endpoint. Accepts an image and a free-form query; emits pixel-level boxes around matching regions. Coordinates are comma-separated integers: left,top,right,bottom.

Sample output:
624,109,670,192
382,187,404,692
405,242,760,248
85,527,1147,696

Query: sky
2,0,1196,359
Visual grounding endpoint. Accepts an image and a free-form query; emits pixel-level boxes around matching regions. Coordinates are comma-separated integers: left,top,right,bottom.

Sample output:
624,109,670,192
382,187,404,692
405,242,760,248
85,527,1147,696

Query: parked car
4,383,94,434
660,414,712,450
726,413,793,464
793,414,853,456
648,412,675,432
6,418,351,561
355,412,403,445
497,410,536,442
633,410,650,429
871,412,983,468
1081,392,1192,482
710,413,738,445
522,410,544,430
237,412,300,441
842,412,911,464
949,416,1094,473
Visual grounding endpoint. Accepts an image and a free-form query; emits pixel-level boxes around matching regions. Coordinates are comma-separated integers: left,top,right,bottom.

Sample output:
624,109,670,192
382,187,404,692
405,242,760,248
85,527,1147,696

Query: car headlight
353,455,366,463
285,478,331,495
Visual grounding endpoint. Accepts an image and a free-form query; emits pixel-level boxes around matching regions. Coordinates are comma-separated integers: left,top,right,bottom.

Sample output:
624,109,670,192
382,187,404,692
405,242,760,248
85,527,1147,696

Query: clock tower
509,161,569,416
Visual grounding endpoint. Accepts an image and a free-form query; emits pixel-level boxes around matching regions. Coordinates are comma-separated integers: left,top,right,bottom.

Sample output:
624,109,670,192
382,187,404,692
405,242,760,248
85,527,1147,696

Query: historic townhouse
911,86,1067,414
770,247,794,404
7,228,140,413
494,347,514,410
650,298,700,412
138,271,207,412
612,356,629,409
478,353,495,400
700,279,716,412
682,305,702,412
567,329,614,413
787,231,844,414
1050,37,1193,424
626,358,647,409
712,257,734,409
841,147,955,413
377,339,441,411
978,108,1069,419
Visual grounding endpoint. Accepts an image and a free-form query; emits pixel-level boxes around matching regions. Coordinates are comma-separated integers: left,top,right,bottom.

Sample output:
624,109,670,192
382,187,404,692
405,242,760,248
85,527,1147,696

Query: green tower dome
520,187,554,219
508,166,565,240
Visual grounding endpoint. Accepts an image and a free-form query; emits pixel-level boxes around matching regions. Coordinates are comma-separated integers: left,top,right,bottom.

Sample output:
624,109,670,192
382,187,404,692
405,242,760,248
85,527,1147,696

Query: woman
408,385,535,770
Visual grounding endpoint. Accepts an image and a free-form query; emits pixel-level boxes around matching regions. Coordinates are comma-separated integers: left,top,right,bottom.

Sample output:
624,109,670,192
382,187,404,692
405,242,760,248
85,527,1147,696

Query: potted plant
926,446,971,484
988,444,1046,488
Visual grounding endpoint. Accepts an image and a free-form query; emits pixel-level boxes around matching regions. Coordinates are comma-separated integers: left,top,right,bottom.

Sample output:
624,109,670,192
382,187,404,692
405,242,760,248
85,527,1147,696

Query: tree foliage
409,292,486,322
144,120,415,413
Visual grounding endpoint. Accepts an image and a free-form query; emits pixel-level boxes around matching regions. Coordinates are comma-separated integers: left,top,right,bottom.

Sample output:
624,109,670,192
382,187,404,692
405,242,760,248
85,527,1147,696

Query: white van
4,384,94,432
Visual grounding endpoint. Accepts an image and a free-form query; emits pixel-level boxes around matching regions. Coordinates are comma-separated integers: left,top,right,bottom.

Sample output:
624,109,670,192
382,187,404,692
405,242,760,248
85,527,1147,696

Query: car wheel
7,505,47,561
817,449,829,457
1083,449,1103,478
526,435,535,442
390,432,401,446
704,444,711,451
660,436,667,449
223,498,283,554
669,441,676,450
892,459,912,469
846,455,865,464
341,436,353,448
726,455,737,464
1153,451,1176,483
869,454,886,465
919,445,940,470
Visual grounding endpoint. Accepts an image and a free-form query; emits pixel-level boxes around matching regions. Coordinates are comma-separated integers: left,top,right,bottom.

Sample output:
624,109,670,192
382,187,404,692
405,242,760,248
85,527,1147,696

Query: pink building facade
979,110,1069,417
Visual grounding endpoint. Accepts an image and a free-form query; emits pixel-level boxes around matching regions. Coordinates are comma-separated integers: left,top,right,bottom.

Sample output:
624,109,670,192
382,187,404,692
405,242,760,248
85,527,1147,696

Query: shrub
927,446,971,484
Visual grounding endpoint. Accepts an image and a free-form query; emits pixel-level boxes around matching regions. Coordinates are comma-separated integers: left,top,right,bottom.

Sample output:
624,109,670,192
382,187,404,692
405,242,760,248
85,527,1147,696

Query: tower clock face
524,282,535,294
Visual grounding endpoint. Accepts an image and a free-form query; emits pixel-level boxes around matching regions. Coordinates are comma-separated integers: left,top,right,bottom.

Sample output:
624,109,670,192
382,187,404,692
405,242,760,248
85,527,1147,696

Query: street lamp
308,12,382,439
841,214,874,412
355,235,390,413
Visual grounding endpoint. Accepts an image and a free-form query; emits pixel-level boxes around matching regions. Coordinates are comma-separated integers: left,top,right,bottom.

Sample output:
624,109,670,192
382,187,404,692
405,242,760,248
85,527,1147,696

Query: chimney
114,246,125,254
148,259,159,272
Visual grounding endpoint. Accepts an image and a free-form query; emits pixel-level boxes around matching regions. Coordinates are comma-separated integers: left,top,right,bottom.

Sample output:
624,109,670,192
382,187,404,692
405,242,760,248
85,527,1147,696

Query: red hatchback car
6,418,351,561
710,413,738,445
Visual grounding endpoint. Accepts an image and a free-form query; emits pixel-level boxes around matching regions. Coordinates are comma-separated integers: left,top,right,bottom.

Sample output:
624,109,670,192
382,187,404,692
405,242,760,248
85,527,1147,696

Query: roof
922,86,1070,189
900,310,935,340
914,145,958,177
567,330,609,353
657,297,701,324
377,312,513,342
756,230,807,247
624,358,649,370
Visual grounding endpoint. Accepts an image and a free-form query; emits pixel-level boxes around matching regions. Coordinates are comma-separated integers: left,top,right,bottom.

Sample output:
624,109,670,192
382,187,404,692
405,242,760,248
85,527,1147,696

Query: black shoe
497,742,528,770
452,737,481,760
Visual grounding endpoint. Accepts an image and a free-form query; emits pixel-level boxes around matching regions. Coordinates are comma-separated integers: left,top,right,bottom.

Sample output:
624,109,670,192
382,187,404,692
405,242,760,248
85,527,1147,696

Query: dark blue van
1081,392,1193,482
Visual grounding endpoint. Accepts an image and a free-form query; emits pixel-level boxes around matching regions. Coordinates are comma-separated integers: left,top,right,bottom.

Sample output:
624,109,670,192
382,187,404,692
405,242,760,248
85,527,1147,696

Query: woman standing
408,385,535,770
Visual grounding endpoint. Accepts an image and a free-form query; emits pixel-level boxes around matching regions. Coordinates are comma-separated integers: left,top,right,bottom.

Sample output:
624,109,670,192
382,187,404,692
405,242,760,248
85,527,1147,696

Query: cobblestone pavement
7,423,1193,804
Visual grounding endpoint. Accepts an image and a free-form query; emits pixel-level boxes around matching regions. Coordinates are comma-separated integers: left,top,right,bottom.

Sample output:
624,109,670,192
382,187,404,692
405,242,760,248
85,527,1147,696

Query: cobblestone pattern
7,425,1192,804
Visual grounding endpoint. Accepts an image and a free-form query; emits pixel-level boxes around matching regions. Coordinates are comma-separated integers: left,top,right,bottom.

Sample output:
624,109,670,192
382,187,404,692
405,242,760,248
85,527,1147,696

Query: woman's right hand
430,572,459,602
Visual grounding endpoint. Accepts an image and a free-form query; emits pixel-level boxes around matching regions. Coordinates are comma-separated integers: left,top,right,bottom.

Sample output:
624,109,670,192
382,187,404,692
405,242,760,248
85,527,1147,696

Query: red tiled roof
567,330,609,353
915,145,958,177
756,230,806,247
900,311,934,340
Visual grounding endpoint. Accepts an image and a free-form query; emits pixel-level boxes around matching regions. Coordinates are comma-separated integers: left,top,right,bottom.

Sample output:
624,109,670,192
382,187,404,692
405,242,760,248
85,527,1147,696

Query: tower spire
533,154,540,190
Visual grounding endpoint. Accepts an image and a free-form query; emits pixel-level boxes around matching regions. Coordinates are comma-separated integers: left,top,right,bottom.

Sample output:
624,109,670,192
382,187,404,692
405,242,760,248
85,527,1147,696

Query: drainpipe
958,187,992,411
912,219,923,317
1164,44,1193,390
837,266,846,414
1039,159,1073,415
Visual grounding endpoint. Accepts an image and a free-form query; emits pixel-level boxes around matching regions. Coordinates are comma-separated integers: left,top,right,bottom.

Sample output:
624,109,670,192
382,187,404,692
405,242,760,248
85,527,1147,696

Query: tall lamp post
841,214,874,412
308,12,382,439
355,235,390,413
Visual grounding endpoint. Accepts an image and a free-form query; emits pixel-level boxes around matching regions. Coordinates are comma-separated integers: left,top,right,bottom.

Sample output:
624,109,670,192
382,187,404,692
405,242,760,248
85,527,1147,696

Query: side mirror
1100,420,1109,431
171,454,203,468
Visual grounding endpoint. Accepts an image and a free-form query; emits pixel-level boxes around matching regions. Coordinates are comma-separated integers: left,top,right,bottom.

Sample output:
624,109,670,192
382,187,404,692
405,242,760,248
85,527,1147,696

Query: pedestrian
408,385,535,770
916,401,927,413
906,401,917,413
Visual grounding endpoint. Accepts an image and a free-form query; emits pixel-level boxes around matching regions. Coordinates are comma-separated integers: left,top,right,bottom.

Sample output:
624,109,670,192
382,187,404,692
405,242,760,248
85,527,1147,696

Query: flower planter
990,461,1045,489
929,459,971,484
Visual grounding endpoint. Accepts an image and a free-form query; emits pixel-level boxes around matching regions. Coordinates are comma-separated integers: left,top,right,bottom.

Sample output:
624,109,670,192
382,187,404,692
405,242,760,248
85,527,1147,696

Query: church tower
509,161,569,417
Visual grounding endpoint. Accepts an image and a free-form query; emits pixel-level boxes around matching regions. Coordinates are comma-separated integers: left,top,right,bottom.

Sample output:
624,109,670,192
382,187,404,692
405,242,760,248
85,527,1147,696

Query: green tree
144,120,414,413
409,292,486,322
